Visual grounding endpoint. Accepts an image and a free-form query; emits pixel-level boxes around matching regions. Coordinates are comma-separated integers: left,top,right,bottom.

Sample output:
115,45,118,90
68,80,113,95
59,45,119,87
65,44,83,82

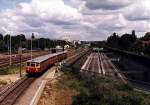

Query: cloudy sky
0,0,150,41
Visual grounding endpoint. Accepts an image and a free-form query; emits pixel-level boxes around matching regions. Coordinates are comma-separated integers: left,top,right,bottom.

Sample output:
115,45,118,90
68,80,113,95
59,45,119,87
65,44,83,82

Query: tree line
0,33,66,52
107,30,150,56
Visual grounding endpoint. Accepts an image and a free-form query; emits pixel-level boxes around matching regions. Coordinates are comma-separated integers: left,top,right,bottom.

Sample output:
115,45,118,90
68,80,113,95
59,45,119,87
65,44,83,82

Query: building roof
27,51,67,63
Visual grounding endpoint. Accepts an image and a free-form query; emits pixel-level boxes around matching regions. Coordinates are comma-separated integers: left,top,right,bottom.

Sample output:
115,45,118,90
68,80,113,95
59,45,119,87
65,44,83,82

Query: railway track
82,52,150,92
89,53,101,74
101,53,127,83
0,76,35,105
102,52,150,91
81,53,102,75
0,52,48,68
81,52,126,80
100,53,115,75
64,49,90,66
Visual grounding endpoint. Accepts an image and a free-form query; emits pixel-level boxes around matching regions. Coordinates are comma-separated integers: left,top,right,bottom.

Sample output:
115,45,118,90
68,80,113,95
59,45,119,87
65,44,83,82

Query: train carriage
26,51,67,74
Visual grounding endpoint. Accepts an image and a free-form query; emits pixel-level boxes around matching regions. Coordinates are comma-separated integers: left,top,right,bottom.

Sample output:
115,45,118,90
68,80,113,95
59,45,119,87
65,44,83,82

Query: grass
55,66,88,93
0,79,7,85
60,65,150,105
0,63,26,75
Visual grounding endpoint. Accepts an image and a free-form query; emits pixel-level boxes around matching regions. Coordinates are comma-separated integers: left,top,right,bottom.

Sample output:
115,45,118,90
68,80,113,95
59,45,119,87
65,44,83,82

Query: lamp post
1,27,12,66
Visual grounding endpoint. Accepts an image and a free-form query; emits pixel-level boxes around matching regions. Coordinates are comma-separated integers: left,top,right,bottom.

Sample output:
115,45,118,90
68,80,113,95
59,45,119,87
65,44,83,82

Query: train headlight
36,68,39,71
26,68,29,71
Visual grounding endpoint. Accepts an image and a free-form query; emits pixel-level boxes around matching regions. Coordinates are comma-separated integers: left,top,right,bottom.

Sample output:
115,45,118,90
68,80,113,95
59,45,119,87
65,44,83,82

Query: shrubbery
0,80,7,85
73,73,150,105
61,66,150,105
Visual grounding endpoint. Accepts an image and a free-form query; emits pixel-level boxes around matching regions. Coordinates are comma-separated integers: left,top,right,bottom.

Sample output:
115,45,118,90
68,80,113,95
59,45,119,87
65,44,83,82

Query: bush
60,65,73,75
72,73,150,105
0,80,7,85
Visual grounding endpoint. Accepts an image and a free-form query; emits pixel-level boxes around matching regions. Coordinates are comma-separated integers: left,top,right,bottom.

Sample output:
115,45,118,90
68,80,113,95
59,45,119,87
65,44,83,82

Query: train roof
27,51,67,63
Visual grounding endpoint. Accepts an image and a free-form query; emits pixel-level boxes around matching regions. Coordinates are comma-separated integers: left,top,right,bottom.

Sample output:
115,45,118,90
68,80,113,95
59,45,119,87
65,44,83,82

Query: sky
0,0,150,41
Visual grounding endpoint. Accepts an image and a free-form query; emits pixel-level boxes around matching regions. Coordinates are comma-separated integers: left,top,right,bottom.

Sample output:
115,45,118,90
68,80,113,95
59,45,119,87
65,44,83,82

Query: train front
26,60,41,74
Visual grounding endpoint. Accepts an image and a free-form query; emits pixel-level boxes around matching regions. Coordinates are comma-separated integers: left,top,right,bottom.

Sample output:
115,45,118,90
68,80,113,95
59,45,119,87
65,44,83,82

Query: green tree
107,32,120,48
132,30,135,36
140,32,150,41
130,40,143,54
10,34,27,52
31,33,35,39
19,34,26,42
144,44,150,56
0,34,3,40
4,34,10,51
0,41,5,51
39,38,45,50
119,33,137,50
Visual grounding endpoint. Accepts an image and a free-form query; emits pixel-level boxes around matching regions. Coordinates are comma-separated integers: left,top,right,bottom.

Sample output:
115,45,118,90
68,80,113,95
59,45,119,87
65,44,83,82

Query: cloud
18,0,83,22
82,0,134,10
0,0,83,38
0,0,30,10
124,0,150,21
0,0,150,41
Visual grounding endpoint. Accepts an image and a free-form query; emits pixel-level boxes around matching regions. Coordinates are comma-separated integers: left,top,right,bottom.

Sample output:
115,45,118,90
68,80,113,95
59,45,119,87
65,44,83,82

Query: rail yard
0,51,49,68
1,0,150,104
81,52,127,83
0,47,150,105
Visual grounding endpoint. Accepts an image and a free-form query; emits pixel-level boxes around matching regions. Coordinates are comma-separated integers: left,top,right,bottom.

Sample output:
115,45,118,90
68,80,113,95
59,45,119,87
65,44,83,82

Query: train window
27,62,30,66
31,63,35,67
36,63,40,67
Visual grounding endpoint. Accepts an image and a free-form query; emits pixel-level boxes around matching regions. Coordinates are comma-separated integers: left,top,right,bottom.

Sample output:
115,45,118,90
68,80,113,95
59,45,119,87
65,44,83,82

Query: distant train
26,51,67,74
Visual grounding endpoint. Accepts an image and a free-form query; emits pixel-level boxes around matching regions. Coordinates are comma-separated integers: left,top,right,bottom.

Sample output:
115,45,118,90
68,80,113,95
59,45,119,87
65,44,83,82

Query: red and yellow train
26,51,67,74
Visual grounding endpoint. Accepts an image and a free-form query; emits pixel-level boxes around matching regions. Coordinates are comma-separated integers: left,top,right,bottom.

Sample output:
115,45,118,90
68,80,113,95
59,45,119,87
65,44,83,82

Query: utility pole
31,33,33,60
1,27,12,66
31,33,35,60
20,53,22,77
10,35,12,66
9,0,16,66
18,46,22,77
31,37,32,60
38,39,39,49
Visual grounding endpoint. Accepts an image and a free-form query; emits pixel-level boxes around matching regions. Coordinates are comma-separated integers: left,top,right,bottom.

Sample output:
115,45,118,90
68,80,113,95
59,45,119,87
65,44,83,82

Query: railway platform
13,66,58,105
